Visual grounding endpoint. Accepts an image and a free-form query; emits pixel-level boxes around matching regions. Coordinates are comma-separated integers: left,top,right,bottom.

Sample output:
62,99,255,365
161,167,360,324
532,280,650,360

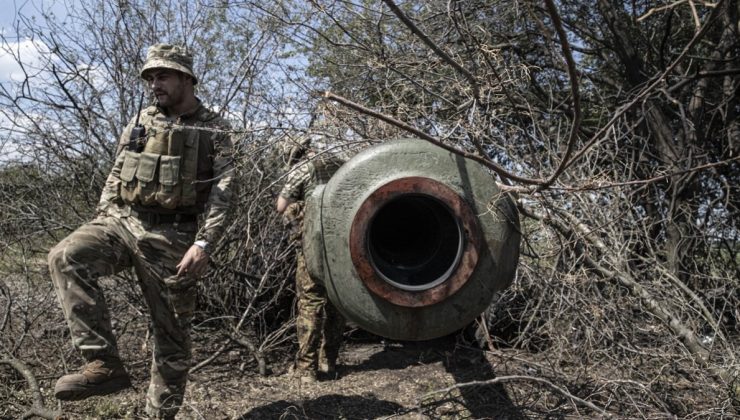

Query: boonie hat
140,43,197,84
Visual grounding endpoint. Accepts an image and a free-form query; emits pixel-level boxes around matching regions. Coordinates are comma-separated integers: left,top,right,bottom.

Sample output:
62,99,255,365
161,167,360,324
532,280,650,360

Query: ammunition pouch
118,121,200,209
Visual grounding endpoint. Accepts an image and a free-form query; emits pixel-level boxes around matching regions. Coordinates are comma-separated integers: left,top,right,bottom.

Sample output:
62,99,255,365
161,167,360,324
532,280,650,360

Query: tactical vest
118,107,204,210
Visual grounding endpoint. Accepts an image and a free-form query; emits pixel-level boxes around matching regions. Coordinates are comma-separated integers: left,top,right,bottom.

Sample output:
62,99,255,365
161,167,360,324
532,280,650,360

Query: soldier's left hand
176,245,209,277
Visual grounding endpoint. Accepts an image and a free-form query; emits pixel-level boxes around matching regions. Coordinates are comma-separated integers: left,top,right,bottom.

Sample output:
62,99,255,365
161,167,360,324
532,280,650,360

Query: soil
51,332,531,419
4,273,734,419
2,270,537,420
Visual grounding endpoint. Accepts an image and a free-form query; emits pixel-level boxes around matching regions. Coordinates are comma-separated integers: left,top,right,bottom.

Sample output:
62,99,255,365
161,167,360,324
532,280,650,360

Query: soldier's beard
155,90,181,109
153,80,186,112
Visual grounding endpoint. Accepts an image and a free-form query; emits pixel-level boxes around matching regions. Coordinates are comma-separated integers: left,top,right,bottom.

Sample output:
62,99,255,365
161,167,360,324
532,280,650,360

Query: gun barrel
303,139,520,340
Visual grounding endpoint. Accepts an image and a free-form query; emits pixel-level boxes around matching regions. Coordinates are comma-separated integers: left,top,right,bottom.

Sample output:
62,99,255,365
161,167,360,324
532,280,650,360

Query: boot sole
55,376,132,401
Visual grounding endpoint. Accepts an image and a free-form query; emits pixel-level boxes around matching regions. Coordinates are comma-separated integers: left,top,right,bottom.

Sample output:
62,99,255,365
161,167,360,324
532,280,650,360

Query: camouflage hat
140,43,197,85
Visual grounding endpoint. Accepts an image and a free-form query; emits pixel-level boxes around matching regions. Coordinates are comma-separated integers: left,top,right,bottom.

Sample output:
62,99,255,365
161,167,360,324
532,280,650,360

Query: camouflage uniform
280,150,345,375
48,44,234,419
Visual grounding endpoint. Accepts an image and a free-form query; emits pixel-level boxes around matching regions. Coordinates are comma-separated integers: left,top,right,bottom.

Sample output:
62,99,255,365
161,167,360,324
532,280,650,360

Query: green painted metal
303,139,520,340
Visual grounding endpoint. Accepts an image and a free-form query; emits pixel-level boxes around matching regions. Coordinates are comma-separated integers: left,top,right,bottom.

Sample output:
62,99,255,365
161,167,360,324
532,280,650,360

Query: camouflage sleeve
195,128,235,244
279,161,311,202
96,122,134,215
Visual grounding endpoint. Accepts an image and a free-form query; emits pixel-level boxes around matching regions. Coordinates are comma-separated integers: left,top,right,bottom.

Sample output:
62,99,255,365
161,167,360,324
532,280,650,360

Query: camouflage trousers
47,215,198,419
295,251,345,373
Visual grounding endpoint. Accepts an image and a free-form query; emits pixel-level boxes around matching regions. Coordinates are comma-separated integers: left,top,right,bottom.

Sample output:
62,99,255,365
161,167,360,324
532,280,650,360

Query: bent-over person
276,136,345,382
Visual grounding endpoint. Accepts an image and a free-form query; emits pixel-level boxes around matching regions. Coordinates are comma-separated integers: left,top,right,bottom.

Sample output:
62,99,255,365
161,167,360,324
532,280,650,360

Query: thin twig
319,90,545,185
542,0,582,187
420,374,612,418
228,333,268,376
381,0,480,99
563,1,725,173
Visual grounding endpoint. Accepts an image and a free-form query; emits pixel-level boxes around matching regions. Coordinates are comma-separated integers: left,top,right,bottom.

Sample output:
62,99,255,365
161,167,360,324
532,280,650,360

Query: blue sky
0,0,72,82
0,0,71,30
0,0,73,163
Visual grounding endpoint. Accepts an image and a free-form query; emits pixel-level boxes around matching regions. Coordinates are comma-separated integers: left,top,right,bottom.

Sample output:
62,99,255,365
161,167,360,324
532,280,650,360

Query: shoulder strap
194,106,220,123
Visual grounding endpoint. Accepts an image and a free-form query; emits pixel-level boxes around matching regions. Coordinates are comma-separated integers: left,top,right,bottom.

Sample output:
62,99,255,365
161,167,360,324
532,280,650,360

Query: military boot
54,357,132,400
318,357,337,379
319,346,339,380
288,364,317,384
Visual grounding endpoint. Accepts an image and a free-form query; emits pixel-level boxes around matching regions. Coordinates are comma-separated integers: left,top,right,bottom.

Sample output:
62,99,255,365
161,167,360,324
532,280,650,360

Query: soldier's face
144,69,190,109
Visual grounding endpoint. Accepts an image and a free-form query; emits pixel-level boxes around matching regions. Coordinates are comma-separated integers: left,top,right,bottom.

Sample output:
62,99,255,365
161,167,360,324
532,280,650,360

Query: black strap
130,209,197,224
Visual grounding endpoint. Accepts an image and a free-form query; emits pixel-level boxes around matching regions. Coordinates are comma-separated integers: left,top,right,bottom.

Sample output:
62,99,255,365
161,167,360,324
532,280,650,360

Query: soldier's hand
176,245,209,277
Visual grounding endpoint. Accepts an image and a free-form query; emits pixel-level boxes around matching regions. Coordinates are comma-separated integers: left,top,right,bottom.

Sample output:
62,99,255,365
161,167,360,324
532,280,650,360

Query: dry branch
421,374,612,418
319,90,545,185
521,202,739,405
0,355,62,420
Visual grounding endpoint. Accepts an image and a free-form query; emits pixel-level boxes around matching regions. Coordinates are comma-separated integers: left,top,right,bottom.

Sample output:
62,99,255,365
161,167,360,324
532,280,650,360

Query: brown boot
54,357,132,401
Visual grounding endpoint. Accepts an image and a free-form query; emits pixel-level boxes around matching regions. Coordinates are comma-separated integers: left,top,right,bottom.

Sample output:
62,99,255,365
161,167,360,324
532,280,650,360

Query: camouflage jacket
279,153,343,230
98,103,235,244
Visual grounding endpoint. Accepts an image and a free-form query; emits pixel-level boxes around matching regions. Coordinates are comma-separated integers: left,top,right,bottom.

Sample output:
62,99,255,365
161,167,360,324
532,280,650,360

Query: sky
0,0,73,163
0,0,72,82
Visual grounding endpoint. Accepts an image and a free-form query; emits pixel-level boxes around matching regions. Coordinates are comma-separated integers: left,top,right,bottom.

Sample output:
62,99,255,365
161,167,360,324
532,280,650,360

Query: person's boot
318,357,337,379
288,363,317,384
54,357,132,400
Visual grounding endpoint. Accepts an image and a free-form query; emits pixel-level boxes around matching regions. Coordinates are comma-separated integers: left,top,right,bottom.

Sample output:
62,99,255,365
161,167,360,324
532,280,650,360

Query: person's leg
319,300,345,377
131,219,196,419
48,217,134,399
294,252,324,378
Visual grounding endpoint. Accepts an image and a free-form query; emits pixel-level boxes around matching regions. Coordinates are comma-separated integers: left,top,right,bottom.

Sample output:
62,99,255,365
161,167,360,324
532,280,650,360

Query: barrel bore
367,194,463,291
349,176,482,308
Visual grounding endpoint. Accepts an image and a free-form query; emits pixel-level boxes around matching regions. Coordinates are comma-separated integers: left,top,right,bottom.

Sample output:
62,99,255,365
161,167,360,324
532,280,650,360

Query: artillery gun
303,139,520,340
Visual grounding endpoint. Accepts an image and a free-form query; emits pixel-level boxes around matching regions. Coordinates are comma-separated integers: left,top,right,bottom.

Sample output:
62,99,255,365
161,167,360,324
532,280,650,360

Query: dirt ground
1,271,548,420
50,332,534,419
3,274,735,419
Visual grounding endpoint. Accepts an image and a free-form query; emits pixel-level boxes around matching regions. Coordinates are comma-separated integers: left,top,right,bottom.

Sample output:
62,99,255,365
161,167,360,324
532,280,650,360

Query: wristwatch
193,240,210,254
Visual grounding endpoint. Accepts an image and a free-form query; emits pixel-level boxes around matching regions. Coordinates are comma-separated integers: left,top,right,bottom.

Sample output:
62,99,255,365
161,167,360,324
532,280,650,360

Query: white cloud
0,39,49,82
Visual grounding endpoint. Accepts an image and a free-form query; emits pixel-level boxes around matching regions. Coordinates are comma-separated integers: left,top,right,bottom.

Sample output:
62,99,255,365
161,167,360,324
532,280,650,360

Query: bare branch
0,355,62,420
421,374,613,418
319,90,545,185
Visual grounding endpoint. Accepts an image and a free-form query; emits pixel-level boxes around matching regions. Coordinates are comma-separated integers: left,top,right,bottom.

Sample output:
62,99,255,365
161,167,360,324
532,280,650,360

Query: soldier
47,43,234,419
276,134,345,382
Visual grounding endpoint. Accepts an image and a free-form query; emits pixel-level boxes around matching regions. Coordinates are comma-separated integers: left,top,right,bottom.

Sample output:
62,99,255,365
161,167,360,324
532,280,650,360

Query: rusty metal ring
349,177,483,308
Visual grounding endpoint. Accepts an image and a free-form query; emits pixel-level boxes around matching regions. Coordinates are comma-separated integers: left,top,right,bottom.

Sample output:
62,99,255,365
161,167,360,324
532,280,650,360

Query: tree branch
1,355,62,420
421,374,613,418
520,203,739,403
562,0,725,173
319,90,545,185
381,0,480,99
542,0,582,187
